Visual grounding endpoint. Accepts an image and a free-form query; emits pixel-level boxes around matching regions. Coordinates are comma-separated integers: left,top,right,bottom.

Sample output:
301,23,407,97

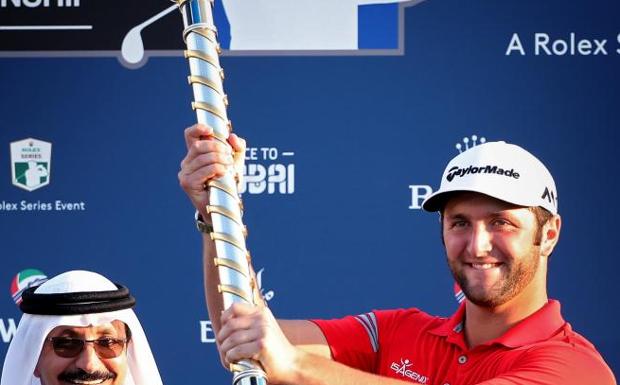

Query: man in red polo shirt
179,124,617,385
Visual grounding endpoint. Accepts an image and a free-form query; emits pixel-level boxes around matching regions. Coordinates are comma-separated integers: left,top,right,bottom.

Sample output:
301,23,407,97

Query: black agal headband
19,284,136,315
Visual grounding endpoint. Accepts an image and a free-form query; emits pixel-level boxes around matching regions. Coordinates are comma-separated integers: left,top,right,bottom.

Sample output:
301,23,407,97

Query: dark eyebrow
56,329,81,338
54,325,119,338
489,210,519,220
445,213,468,221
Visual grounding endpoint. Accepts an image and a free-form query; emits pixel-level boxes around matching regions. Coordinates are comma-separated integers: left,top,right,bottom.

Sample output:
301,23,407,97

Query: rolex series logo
10,138,52,192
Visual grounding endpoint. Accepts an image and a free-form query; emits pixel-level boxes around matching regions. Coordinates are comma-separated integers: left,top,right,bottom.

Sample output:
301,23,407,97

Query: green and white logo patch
10,138,52,192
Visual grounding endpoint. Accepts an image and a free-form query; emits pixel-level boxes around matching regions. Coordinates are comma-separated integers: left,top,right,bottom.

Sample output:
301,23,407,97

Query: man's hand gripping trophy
179,124,245,222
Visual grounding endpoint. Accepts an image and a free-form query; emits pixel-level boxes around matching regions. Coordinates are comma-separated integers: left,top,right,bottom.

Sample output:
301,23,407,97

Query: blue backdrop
1,0,618,383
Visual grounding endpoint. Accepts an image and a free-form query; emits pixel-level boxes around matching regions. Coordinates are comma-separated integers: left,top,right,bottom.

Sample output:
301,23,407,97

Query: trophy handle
176,1,268,384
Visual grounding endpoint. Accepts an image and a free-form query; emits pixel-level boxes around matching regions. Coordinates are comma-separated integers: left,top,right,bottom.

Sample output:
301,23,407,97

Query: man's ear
541,215,561,257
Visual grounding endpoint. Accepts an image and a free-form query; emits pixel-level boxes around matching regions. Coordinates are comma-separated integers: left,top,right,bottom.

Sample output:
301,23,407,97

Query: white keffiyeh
1,270,163,385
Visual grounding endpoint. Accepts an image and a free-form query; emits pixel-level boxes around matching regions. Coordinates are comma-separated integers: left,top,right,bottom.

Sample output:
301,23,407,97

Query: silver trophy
175,1,268,384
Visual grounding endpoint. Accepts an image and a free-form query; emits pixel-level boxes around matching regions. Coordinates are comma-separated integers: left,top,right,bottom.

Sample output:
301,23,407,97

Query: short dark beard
58,368,115,383
448,246,540,308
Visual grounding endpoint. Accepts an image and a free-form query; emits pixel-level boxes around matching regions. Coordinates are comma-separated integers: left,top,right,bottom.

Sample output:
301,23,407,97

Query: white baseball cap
422,141,558,214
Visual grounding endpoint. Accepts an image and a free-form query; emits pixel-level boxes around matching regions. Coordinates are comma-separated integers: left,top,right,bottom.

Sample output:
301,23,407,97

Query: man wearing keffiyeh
1,270,163,385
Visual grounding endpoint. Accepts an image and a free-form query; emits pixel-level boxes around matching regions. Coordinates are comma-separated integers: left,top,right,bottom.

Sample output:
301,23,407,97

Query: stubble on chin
448,251,540,308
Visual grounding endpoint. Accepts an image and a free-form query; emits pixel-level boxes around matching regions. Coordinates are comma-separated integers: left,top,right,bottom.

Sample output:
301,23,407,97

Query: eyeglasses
47,337,128,359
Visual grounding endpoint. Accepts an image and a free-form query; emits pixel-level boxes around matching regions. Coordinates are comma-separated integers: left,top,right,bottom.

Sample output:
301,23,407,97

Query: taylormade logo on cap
422,141,558,214
446,165,520,182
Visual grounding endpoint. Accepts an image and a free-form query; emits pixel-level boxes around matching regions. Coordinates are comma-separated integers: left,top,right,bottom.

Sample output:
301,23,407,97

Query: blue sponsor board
0,0,619,383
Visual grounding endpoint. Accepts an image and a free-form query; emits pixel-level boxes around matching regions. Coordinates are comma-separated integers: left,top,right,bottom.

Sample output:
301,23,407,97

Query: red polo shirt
312,300,616,385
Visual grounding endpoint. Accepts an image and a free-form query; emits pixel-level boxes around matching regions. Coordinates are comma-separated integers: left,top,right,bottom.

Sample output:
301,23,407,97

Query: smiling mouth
468,263,502,270
63,379,108,385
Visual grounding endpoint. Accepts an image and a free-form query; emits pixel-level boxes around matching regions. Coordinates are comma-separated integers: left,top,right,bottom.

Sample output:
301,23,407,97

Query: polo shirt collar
429,299,566,349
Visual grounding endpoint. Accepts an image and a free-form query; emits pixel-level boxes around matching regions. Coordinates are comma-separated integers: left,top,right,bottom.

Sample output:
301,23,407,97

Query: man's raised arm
178,124,330,363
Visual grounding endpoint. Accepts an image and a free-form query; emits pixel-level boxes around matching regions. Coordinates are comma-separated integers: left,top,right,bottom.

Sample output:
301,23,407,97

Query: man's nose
468,223,492,256
74,342,104,372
